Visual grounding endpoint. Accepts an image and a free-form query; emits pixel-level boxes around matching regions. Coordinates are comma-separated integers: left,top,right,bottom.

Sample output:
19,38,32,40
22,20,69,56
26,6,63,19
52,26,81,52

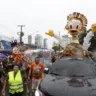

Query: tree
88,35,96,51
79,31,87,45
52,46,60,52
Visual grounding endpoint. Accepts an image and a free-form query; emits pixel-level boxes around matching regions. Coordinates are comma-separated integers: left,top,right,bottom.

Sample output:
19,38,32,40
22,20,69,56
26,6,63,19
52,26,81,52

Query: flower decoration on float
11,40,22,62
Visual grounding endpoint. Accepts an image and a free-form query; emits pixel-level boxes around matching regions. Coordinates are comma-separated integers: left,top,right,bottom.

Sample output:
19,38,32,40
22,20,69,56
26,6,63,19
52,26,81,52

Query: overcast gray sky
0,0,96,48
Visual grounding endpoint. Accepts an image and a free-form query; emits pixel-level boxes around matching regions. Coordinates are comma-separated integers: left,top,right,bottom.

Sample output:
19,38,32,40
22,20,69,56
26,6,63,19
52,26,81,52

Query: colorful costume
46,12,88,56
83,24,96,51
11,40,22,62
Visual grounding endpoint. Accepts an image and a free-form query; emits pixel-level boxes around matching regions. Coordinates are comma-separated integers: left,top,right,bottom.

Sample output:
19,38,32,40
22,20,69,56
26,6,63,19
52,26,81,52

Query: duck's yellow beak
69,28,80,35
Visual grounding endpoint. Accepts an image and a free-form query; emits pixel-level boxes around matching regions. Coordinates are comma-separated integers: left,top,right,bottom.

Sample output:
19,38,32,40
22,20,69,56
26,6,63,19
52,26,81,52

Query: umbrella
24,50,33,55
0,53,7,58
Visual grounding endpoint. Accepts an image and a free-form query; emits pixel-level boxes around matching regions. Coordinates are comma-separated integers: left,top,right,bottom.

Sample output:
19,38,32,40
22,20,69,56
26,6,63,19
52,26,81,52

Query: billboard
0,36,12,50
0,40,11,50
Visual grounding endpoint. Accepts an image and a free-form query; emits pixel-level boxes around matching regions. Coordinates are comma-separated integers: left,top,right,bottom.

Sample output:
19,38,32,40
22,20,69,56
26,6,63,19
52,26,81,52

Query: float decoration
11,40,22,62
83,24,96,51
46,12,88,56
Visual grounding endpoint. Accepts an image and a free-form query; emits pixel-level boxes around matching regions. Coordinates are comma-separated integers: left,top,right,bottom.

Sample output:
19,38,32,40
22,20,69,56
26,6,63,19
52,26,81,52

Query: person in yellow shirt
2,64,24,96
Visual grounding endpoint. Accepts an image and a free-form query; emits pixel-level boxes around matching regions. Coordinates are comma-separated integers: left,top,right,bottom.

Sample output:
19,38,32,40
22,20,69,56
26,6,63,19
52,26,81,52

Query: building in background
35,34,43,48
43,38,47,48
52,35,72,48
28,35,32,44
62,35,72,47
52,41,58,47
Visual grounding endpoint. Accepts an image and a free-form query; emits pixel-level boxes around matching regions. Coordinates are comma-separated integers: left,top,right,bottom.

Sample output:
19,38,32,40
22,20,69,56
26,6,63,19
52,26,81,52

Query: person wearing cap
2,64,24,96
6,57,14,73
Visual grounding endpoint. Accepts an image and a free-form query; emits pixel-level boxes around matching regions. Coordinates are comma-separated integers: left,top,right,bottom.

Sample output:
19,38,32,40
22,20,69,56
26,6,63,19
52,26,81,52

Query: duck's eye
76,25,79,29
70,25,72,29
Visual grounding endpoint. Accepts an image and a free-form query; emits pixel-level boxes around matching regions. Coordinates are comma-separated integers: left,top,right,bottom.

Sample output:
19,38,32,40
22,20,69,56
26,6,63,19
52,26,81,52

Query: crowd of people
0,48,95,96
0,55,45,96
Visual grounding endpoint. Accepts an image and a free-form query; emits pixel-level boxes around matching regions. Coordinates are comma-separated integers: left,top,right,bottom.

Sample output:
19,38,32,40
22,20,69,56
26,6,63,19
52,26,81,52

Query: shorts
32,79,41,90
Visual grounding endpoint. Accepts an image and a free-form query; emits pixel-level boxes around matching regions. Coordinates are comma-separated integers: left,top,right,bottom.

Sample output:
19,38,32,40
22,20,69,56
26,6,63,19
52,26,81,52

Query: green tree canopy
52,46,60,52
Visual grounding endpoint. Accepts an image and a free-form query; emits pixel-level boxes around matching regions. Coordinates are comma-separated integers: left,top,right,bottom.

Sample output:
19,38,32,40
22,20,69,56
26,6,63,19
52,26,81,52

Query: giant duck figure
46,12,95,56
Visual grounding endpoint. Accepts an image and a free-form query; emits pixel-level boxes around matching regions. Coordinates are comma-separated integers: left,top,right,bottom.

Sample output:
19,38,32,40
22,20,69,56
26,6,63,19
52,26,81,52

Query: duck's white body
83,31,94,50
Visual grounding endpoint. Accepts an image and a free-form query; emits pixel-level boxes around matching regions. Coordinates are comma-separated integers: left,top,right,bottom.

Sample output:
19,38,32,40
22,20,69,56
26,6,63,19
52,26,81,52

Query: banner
0,40,11,50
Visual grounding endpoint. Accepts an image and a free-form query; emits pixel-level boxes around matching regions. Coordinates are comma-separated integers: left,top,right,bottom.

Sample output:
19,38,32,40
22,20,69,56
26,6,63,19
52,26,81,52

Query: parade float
46,12,96,57
36,12,96,96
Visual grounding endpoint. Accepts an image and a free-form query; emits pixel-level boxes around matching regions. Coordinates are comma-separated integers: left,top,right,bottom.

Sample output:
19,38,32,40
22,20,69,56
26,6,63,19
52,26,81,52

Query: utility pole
17,25,25,45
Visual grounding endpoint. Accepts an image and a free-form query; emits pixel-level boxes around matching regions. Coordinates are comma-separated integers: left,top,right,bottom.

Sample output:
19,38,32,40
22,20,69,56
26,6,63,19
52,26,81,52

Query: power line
0,24,39,43
0,24,17,33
